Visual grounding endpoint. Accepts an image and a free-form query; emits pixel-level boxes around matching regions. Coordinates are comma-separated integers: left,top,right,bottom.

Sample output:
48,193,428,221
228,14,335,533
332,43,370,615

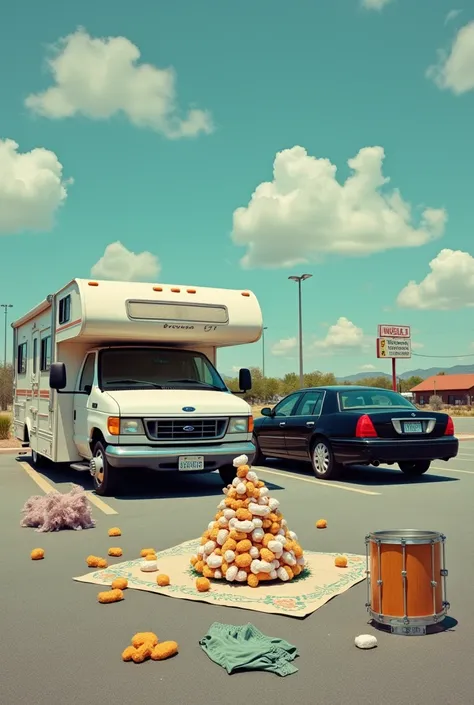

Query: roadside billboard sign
377,337,411,359
377,324,411,338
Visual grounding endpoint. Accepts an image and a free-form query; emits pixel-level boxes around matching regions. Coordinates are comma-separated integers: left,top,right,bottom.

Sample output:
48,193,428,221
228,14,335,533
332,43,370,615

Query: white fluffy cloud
271,337,297,357
313,317,369,354
360,363,376,371
90,241,160,281
427,21,474,94
361,0,393,10
231,145,446,269
25,28,213,139
0,138,70,234
397,249,474,310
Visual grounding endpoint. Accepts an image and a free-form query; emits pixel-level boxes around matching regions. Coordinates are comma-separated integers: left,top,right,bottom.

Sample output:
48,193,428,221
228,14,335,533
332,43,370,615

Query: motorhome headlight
228,416,251,433
120,418,145,435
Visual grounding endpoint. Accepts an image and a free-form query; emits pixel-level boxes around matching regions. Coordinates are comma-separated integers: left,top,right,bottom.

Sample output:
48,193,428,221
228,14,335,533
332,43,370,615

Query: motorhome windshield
99,348,227,391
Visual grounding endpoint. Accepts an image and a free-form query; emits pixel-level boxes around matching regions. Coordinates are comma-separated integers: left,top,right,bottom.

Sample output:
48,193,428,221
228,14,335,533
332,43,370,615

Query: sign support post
392,357,397,392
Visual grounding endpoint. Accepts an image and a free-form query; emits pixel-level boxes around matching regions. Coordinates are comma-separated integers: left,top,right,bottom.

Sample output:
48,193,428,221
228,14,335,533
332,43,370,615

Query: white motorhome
12,278,262,495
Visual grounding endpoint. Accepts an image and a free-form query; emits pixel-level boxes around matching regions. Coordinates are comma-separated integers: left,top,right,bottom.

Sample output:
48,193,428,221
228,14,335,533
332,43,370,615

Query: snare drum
365,530,449,633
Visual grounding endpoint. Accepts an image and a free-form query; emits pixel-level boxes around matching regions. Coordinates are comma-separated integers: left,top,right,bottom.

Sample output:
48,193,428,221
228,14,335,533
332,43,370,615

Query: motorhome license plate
403,422,422,433
178,456,204,471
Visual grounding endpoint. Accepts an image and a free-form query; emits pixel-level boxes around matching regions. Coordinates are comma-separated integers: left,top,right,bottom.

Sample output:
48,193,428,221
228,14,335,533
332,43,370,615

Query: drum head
368,529,443,544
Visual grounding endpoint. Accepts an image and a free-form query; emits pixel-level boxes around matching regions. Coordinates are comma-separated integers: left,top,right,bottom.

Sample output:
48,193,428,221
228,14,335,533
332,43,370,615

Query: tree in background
0,363,13,411
223,367,422,404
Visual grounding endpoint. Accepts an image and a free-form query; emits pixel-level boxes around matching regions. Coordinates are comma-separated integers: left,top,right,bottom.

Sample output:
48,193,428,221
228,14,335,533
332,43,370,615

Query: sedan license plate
403,422,423,433
178,455,204,471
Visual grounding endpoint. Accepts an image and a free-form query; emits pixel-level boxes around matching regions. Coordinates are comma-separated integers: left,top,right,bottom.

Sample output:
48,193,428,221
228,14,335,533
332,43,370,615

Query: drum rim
367,529,444,543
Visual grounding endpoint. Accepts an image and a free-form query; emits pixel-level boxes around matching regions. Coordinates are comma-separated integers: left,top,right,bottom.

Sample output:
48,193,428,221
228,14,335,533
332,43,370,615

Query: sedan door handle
306,421,315,426
279,422,286,426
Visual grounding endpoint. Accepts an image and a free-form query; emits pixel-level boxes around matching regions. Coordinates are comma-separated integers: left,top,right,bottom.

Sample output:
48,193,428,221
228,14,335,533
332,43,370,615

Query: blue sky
1,0,474,379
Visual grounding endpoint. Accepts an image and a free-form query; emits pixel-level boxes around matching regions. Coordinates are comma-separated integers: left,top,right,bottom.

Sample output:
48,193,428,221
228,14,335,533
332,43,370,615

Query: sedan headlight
228,416,252,433
120,418,145,435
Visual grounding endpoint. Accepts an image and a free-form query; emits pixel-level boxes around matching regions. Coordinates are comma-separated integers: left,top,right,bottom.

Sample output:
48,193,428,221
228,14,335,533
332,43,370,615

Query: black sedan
252,385,458,480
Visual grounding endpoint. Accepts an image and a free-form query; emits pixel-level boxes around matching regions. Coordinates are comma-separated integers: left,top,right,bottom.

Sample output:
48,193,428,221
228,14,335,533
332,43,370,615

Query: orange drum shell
370,539,443,618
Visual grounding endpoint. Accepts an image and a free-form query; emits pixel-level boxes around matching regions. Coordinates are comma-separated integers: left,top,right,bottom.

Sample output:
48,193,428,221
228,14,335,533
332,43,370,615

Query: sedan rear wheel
311,438,341,480
398,460,431,476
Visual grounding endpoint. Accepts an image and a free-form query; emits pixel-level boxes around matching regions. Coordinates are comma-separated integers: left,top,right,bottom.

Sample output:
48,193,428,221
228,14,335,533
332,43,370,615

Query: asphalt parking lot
2,427,473,705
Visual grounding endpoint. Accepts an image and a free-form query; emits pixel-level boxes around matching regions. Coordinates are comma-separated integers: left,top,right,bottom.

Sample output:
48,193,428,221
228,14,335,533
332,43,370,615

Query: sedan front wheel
311,438,341,480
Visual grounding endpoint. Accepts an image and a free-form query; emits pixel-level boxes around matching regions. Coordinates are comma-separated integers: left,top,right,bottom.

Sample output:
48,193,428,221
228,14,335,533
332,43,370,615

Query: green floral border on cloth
78,539,366,616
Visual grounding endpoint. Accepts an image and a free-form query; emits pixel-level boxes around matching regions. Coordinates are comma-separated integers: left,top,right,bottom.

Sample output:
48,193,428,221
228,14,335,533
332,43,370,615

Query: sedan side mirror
260,407,273,417
49,362,67,390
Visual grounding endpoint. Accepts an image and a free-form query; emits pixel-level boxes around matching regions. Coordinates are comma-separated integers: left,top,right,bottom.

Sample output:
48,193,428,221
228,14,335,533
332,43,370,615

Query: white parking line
254,467,381,495
432,465,474,476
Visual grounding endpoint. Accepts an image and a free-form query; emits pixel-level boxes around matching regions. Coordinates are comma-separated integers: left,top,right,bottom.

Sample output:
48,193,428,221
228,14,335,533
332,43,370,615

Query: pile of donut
190,455,305,589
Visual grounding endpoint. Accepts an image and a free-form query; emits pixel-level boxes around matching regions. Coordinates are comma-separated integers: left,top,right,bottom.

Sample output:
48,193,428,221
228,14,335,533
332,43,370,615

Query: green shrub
0,414,12,440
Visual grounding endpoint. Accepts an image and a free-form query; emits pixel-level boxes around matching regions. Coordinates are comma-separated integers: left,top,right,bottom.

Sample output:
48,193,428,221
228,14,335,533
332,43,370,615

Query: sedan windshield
99,348,227,391
339,389,416,410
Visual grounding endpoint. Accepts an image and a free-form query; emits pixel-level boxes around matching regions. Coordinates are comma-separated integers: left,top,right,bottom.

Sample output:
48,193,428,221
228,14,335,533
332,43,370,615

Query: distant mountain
339,363,474,383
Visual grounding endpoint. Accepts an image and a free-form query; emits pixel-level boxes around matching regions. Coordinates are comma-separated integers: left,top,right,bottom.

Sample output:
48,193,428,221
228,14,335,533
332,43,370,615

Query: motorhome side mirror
49,362,67,390
261,407,273,417
239,367,252,392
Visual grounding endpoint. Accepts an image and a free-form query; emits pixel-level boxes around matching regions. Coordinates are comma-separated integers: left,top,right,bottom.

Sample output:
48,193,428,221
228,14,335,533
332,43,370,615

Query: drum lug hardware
431,580,437,587
401,570,407,577
443,601,450,609
376,579,383,585
403,618,410,625
440,569,448,576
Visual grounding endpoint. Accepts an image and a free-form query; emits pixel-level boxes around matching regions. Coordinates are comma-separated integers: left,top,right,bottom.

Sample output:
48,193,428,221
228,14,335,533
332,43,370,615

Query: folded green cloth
199,622,299,676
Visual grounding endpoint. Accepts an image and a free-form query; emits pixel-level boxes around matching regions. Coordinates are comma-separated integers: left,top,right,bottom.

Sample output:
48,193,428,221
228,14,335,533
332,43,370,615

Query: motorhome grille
145,418,228,441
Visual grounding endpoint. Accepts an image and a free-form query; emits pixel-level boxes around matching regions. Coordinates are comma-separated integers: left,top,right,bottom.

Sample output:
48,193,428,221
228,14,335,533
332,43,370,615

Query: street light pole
1,304,13,367
262,326,268,378
288,274,312,388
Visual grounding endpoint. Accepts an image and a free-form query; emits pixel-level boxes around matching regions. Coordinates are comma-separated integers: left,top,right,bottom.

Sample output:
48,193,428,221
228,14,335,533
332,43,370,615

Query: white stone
354,634,378,650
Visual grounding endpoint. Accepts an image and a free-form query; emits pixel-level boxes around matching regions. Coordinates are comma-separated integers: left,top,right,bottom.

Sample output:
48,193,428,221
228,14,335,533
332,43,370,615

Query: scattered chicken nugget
132,643,154,663
108,547,123,557
196,577,211,592
316,519,327,529
86,555,100,567
156,574,170,587
97,558,108,568
30,548,44,560
151,641,179,661
122,646,135,662
140,548,155,558
98,588,124,603
112,578,128,590
335,555,348,568
108,527,122,537
131,632,158,648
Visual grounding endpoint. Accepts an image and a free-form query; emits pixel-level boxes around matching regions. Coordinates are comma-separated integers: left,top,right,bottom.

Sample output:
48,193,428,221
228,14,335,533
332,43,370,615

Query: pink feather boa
21,484,96,532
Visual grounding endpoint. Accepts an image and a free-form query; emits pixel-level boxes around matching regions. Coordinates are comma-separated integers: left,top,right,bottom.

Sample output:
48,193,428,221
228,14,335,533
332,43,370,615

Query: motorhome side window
17,342,27,374
79,354,95,391
32,338,38,374
40,336,51,372
58,295,71,325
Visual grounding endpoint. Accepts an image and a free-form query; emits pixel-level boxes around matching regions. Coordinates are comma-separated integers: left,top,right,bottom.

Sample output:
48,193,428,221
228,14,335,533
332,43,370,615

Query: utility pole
262,326,267,378
288,274,312,388
1,304,13,367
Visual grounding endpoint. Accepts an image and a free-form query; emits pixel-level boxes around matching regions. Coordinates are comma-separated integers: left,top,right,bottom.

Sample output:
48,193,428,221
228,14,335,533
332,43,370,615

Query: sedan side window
295,391,323,416
274,394,301,417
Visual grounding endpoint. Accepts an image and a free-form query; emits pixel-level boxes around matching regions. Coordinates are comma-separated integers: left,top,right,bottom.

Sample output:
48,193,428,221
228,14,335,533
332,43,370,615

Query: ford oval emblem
183,425,195,432
182,406,195,412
